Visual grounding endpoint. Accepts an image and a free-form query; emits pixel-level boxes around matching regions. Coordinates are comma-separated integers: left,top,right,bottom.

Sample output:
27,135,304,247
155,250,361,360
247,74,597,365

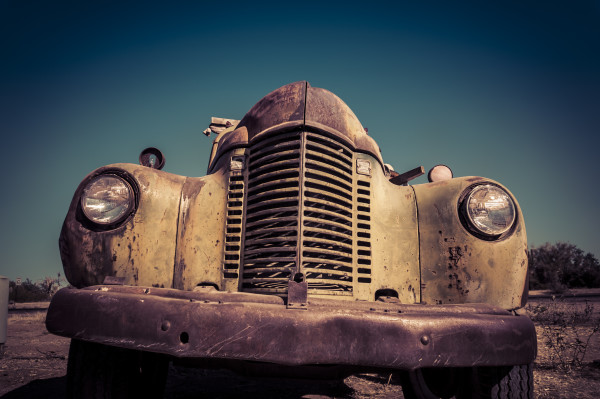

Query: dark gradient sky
1,1,599,281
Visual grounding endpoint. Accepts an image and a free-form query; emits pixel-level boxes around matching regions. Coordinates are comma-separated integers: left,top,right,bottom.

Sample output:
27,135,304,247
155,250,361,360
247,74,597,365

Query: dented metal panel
47,286,536,369
59,164,185,288
365,153,420,303
173,172,228,291
413,177,528,309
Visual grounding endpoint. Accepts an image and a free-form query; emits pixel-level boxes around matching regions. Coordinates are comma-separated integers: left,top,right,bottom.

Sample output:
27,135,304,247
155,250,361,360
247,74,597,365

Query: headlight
80,175,134,225
463,184,516,237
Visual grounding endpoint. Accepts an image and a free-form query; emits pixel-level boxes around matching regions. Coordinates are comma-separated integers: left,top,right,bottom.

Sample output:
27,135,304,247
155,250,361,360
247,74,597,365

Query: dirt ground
2,293,600,398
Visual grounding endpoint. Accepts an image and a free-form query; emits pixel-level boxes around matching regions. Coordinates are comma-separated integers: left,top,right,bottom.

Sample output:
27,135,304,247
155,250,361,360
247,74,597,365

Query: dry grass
528,296,600,399
7,311,47,322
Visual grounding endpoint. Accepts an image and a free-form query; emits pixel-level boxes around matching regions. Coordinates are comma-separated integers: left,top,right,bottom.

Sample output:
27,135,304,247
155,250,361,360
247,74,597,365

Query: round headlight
464,184,515,237
81,175,134,225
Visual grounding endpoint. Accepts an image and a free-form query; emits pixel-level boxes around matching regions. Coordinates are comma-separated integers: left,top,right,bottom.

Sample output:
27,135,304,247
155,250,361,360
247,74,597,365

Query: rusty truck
46,81,536,398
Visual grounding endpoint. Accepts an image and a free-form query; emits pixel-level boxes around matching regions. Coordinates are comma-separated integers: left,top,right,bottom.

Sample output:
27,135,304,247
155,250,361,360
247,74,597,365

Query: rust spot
449,246,462,262
446,247,474,296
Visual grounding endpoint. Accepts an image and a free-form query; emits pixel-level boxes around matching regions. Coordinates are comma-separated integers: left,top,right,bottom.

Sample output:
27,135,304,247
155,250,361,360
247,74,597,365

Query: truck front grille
241,130,369,296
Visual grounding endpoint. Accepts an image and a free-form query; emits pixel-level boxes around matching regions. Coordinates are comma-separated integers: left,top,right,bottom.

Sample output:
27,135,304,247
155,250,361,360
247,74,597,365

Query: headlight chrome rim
460,183,517,239
80,174,136,227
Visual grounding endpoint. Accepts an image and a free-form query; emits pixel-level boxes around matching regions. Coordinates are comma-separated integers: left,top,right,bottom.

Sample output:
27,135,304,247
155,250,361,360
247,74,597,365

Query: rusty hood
210,81,383,171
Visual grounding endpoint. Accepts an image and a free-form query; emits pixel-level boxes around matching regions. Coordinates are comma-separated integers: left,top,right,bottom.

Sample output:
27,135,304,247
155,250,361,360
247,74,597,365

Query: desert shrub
9,279,49,302
529,243,600,292
8,275,66,302
528,298,600,371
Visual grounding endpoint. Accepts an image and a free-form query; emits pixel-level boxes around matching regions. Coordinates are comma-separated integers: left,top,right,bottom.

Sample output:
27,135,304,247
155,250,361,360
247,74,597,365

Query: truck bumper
46,285,536,370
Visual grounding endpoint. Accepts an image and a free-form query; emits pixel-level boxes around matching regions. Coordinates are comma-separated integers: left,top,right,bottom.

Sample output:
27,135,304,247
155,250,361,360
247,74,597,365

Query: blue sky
1,1,599,282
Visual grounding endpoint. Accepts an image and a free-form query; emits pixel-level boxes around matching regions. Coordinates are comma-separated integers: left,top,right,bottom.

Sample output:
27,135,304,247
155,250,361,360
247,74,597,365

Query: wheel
401,364,534,399
465,364,534,399
401,368,462,399
67,339,169,399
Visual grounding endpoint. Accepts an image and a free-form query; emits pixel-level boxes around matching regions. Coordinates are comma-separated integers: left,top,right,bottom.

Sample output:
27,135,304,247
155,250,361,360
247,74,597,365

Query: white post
0,276,8,357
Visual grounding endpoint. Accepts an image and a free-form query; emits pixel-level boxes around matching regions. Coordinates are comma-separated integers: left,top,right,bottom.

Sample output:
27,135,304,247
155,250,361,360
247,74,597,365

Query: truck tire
401,364,534,399
401,368,462,399
66,339,169,399
465,364,534,399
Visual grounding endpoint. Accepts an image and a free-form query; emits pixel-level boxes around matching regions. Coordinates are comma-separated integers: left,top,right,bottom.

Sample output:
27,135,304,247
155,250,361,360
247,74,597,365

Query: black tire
401,364,534,399
67,339,169,399
401,368,462,399
465,364,534,399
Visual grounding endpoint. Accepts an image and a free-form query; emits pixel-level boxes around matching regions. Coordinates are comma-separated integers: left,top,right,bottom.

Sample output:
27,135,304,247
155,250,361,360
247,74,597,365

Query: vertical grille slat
242,130,371,296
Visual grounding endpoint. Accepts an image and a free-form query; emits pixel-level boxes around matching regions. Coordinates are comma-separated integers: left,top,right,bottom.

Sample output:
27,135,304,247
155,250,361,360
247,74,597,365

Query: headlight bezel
458,183,517,241
77,170,139,231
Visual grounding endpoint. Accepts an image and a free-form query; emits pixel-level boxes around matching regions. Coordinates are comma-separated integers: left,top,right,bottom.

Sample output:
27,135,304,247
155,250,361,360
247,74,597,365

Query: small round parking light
139,147,165,170
428,165,453,182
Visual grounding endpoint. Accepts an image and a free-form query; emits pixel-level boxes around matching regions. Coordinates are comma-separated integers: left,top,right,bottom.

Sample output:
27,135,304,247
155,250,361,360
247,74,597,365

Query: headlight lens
464,184,515,236
81,175,134,225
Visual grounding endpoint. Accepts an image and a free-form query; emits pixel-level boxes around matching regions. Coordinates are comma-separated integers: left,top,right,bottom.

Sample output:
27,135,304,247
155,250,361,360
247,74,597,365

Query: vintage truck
46,81,536,398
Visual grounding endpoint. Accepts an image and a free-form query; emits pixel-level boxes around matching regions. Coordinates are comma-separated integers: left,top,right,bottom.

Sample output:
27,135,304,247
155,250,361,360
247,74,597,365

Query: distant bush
529,242,600,292
9,275,66,302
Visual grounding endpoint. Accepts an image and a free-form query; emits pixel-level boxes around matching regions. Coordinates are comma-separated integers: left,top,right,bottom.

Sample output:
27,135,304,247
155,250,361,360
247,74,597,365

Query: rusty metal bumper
46,285,536,370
